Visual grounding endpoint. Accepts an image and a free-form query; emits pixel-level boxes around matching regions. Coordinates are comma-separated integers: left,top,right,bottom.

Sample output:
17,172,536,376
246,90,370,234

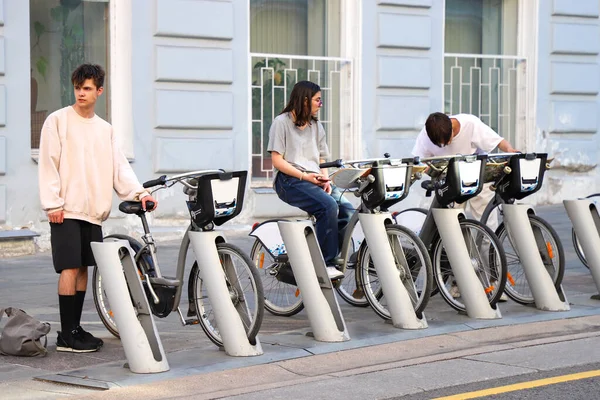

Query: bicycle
478,152,564,305
395,154,508,313
250,156,433,321
571,193,600,269
92,170,264,347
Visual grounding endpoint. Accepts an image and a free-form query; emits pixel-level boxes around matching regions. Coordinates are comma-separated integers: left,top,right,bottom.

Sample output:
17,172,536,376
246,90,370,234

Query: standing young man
38,64,158,353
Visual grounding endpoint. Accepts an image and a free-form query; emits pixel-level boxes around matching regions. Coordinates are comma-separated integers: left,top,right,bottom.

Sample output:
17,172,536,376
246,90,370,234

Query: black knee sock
74,291,86,328
59,295,76,334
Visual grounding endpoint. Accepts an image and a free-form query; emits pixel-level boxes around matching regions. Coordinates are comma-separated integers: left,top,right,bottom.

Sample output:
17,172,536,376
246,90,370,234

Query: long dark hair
280,81,320,127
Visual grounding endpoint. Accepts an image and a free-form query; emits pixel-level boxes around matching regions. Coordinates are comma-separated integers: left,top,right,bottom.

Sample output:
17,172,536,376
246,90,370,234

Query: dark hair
425,112,453,147
71,63,105,89
280,81,320,127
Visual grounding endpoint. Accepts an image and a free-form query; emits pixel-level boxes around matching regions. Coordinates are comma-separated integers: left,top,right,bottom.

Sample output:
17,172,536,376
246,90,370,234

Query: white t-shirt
411,114,503,157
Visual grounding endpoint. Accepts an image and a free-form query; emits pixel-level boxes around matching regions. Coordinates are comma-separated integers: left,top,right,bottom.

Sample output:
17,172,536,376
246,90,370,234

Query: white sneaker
449,283,461,299
326,266,344,280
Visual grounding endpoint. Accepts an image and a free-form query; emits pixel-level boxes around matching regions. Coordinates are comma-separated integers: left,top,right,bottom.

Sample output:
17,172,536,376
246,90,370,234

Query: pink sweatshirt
38,106,149,225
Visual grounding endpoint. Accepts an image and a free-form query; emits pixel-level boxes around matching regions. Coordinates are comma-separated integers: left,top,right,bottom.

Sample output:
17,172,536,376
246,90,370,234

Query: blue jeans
274,172,354,264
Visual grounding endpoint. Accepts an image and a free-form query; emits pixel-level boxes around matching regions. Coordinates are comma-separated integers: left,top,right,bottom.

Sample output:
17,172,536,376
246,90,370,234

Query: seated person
267,81,354,280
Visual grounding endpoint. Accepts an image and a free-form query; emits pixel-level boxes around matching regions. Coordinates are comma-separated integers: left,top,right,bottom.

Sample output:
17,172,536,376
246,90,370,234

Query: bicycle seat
119,201,149,215
421,180,434,191
421,180,434,197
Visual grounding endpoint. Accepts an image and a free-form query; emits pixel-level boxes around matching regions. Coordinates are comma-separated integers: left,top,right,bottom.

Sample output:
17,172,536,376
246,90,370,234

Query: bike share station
490,153,570,312
276,158,428,338
564,197,600,300
424,155,503,319
90,170,261,376
33,155,600,392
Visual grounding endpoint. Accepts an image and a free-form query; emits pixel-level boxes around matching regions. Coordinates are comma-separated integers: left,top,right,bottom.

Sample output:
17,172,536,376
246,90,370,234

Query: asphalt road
393,363,600,400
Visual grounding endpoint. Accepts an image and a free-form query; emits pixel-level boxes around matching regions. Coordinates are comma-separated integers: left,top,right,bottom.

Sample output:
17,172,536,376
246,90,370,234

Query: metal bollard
188,231,263,356
432,208,502,319
502,204,569,311
277,220,350,342
564,199,600,298
91,240,170,373
358,213,427,329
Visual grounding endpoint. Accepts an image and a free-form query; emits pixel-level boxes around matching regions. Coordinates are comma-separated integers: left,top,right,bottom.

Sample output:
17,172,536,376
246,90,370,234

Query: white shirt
411,114,503,157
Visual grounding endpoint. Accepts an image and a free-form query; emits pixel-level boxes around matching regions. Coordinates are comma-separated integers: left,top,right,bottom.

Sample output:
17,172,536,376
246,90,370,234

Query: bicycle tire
357,224,433,320
392,208,428,236
92,234,152,338
393,207,443,296
432,219,507,312
187,241,264,347
250,239,304,317
572,193,600,269
496,215,565,305
335,219,370,308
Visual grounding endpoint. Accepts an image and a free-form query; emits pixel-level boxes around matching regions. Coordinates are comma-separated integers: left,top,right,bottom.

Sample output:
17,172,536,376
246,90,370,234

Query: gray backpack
0,307,51,357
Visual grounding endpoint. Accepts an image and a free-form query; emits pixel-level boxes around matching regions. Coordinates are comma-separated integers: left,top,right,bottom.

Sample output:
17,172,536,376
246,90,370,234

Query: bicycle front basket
361,159,415,211
186,170,248,228
434,155,486,206
496,153,547,201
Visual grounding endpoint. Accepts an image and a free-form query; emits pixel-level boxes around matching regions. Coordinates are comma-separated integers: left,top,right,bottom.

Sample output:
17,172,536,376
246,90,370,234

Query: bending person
412,112,518,301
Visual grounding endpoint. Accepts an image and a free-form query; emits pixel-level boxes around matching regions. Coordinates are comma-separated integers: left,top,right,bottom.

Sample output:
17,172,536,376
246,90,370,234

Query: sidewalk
0,204,599,399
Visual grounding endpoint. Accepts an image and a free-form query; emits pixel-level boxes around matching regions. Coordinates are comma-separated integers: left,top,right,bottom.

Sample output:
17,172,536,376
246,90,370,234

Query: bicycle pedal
184,318,199,326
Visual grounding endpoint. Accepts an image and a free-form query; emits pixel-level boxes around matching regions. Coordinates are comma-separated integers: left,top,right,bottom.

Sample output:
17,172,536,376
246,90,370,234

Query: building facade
0,0,599,243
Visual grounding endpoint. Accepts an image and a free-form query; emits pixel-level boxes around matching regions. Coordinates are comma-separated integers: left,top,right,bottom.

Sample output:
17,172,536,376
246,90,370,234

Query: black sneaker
75,326,104,348
56,330,100,353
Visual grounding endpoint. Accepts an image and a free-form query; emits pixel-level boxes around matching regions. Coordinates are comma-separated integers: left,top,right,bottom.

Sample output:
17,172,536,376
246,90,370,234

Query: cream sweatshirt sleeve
111,130,150,201
38,114,65,214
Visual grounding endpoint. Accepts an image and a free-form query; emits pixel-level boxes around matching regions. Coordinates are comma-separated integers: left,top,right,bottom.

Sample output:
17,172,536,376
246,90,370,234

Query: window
250,0,353,181
250,0,341,57
30,0,109,149
444,0,523,145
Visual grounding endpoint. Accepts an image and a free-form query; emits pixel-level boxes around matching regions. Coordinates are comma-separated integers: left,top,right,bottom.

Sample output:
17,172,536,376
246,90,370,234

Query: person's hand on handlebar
141,194,158,211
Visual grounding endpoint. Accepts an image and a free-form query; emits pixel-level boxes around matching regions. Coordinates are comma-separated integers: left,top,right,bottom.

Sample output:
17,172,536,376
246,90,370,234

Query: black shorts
50,219,103,273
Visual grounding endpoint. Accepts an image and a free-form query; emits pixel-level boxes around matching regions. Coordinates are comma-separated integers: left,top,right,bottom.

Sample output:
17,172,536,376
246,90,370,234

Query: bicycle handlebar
142,169,226,191
319,156,421,170
143,176,167,188
319,159,344,169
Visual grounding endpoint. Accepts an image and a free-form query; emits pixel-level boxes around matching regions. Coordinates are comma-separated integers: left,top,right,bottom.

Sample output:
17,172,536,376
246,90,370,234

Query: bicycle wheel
432,219,507,312
335,219,370,307
184,242,264,347
250,239,304,317
393,208,428,236
496,215,565,305
358,224,433,320
572,193,600,269
92,234,152,338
